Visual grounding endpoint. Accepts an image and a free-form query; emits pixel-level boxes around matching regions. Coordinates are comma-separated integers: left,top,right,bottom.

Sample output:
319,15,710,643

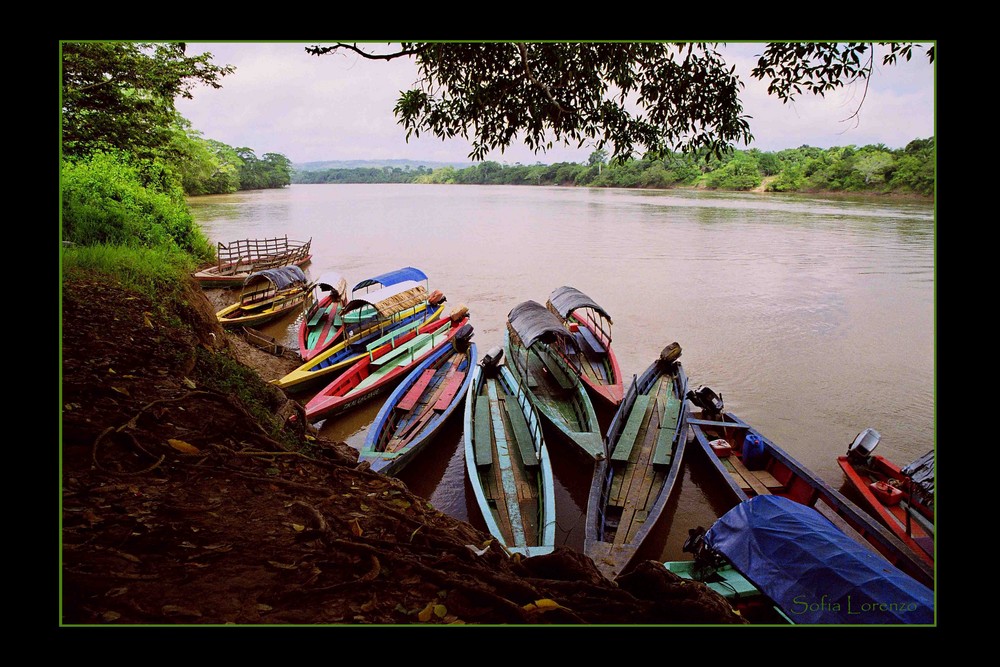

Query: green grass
62,243,194,303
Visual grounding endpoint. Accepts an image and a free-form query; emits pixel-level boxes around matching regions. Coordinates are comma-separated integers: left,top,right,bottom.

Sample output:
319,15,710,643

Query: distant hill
293,159,474,172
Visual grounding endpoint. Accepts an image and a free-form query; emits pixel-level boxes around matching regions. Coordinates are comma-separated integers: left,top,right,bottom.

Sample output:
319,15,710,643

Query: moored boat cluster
197,242,935,625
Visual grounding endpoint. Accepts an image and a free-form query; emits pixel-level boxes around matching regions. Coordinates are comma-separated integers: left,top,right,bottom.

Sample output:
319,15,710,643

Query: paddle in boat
545,286,624,409
837,428,934,569
304,307,471,423
272,281,446,395
671,495,934,624
503,300,604,460
297,270,349,362
584,342,688,580
685,385,935,589
359,325,477,476
215,266,309,329
464,347,557,558
193,236,312,288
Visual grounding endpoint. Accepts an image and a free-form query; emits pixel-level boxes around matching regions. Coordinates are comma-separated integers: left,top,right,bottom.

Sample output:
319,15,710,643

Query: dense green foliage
62,42,234,160
61,150,214,258
290,139,935,196
308,42,933,163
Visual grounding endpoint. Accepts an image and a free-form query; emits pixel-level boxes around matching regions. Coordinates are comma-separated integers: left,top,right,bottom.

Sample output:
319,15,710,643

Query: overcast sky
173,42,936,166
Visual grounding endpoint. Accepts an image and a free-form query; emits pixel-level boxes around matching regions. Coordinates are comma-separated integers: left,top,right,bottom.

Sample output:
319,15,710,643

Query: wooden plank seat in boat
433,365,468,411
364,318,425,353
502,393,539,468
540,350,575,390
576,325,606,355
308,303,332,327
396,368,437,412
370,333,431,367
651,396,681,467
611,394,651,462
474,399,494,466
727,455,776,496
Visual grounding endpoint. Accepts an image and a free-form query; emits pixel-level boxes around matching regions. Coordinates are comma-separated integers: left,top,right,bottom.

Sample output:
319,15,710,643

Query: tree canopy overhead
307,41,934,163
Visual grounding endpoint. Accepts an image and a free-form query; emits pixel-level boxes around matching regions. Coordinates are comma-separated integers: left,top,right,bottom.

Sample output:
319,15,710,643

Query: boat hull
305,315,470,423
584,356,689,580
464,360,557,557
273,302,444,394
503,332,604,460
360,339,477,476
688,408,935,589
837,454,934,568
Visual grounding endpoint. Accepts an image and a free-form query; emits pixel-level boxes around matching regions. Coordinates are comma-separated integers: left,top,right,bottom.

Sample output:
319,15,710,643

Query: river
188,183,935,561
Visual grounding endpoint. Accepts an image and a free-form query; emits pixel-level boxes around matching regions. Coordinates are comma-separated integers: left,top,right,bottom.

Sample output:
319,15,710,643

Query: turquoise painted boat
464,347,557,557
584,342,689,580
360,329,477,476
503,300,603,460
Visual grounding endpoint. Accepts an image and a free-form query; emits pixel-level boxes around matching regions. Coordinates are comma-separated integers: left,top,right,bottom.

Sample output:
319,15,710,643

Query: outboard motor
682,527,728,570
687,385,724,417
658,342,682,366
453,323,475,350
480,346,504,373
846,427,881,462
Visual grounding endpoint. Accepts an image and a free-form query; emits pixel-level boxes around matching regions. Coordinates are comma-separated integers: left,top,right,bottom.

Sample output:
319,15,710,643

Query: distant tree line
292,139,934,197
294,165,434,184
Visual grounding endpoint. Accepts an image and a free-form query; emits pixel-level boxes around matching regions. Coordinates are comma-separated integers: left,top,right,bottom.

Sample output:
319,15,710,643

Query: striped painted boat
215,266,309,329
359,329,477,476
272,281,445,395
297,271,349,362
304,309,471,423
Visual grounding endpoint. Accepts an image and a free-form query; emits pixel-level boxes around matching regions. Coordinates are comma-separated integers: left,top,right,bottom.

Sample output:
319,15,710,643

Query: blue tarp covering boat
704,496,934,624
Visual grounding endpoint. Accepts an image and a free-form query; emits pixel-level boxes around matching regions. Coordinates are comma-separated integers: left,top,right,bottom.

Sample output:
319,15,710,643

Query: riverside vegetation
292,140,935,198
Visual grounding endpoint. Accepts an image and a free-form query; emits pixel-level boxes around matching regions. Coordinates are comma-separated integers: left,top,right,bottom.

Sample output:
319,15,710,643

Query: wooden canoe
359,331,477,476
297,271,349,362
584,342,688,580
215,266,309,328
503,300,604,460
304,309,471,423
546,286,624,409
685,388,935,589
193,236,312,288
837,429,934,569
464,347,557,557
272,283,445,395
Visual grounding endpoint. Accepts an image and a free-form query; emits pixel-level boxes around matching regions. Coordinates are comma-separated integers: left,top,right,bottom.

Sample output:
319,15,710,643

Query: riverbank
60,270,746,626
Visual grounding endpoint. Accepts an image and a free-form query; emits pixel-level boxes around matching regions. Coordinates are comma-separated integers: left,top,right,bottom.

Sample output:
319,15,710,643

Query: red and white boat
837,428,934,569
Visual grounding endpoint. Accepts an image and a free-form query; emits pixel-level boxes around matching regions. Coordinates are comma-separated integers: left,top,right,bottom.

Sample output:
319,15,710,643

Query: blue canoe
360,331,477,476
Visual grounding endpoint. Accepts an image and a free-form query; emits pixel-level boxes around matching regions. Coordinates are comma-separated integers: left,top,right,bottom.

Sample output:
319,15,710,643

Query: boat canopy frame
506,300,581,376
239,265,308,307
546,286,614,346
352,267,428,295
